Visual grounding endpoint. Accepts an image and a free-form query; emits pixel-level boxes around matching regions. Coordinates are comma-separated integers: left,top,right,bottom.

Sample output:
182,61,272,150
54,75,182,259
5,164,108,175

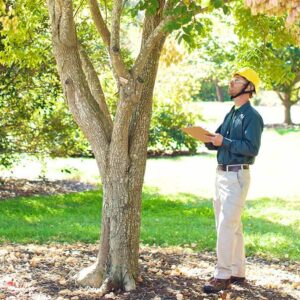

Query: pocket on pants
236,170,250,190
217,171,239,187
217,171,245,208
236,170,251,203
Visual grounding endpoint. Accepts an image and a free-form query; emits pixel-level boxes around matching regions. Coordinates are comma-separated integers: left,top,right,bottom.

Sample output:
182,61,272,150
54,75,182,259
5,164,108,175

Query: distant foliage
196,80,231,102
149,100,199,154
245,0,300,43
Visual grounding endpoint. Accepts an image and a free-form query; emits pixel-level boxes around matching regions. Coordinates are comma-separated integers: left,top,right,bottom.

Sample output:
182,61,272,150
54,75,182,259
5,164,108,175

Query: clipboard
181,126,215,143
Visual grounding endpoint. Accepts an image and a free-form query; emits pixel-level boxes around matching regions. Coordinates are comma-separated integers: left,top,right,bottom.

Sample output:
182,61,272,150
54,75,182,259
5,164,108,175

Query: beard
228,86,243,96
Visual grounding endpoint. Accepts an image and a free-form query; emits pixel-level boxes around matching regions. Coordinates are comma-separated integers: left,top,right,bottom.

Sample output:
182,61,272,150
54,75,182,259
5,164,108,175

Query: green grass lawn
1,187,299,261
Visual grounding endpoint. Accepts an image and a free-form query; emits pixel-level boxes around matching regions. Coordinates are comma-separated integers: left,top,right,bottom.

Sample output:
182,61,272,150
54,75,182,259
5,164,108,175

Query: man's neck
233,95,250,108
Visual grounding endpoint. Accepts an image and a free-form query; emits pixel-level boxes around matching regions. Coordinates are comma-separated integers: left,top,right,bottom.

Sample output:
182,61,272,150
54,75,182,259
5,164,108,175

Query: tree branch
276,91,284,101
129,0,166,137
88,0,111,47
47,0,110,175
89,0,129,82
111,0,122,51
291,86,300,93
78,42,113,136
132,16,171,78
110,0,129,79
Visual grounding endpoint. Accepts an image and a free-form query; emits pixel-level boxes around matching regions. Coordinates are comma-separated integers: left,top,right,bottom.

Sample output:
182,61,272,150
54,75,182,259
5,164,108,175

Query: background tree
0,0,93,167
265,45,300,124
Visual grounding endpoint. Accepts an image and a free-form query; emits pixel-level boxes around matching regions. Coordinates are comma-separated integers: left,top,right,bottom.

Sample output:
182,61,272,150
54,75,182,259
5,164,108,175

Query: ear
246,82,255,92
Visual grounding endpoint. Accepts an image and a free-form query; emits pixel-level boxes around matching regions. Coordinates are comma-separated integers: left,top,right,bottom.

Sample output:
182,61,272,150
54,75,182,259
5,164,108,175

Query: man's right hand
207,133,223,146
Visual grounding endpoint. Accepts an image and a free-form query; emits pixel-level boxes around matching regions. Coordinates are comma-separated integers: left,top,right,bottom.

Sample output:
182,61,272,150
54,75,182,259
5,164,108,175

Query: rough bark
88,0,110,47
283,93,293,125
47,0,110,177
126,1,167,279
277,91,294,125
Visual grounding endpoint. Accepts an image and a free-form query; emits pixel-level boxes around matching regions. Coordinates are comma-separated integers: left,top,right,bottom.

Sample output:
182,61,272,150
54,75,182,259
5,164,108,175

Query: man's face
228,75,248,96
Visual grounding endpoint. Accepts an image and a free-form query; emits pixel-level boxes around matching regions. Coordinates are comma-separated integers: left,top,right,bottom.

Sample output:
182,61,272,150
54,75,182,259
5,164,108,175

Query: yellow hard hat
232,67,260,93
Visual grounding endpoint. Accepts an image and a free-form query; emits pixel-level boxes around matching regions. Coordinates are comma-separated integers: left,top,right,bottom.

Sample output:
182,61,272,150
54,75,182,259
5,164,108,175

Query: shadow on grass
0,189,299,260
0,190,103,244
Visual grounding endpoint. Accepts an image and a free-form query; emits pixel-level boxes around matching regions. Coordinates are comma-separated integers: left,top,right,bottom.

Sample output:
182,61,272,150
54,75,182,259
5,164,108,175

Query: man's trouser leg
212,169,250,279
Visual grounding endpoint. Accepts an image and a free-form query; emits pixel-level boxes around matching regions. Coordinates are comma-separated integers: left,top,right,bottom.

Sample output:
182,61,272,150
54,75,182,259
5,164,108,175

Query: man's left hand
207,133,223,146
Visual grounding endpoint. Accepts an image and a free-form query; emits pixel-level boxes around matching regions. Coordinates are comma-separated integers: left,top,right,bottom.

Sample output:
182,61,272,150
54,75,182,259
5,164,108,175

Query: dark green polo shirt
205,101,264,165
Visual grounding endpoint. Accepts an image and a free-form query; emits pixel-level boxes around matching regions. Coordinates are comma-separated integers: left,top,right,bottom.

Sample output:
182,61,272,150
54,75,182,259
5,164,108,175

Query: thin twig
74,0,85,18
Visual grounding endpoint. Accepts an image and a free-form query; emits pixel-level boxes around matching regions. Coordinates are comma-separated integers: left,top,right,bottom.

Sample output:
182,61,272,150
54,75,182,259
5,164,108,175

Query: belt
217,164,249,172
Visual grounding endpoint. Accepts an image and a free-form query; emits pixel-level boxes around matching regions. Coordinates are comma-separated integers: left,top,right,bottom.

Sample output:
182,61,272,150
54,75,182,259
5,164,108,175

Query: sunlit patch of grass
244,197,300,260
0,189,299,261
141,188,216,249
274,127,300,135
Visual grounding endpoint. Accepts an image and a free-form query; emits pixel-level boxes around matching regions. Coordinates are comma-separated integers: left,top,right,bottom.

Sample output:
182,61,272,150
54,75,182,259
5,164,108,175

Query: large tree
46,0,230,294
267,45,300,124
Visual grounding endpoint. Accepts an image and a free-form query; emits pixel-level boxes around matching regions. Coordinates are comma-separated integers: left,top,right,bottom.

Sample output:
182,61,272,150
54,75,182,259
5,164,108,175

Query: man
203,67,264,294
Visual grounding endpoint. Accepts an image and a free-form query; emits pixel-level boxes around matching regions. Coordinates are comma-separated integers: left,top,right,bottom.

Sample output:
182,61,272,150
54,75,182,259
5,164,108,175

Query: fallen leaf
59,289,71,295
104,292,116,299
66,257,77,265
176,293,184,300
293,281,300,289
30,256,42,267
59,279,67,285
7,264,14,272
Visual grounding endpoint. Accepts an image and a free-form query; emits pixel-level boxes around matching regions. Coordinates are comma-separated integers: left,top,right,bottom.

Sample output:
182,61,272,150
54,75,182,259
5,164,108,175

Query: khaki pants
213,168,251,279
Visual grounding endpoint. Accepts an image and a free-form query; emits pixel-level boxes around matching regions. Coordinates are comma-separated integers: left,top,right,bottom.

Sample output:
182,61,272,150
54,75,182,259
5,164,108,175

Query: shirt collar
231,101,251,114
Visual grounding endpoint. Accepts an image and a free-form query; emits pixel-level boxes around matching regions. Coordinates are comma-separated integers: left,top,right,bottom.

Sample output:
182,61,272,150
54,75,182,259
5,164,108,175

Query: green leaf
182,24,193,35
182,34,192,44
195,22,204,34
164,21,182,32
222,5,230,15
211,0,223,9
178,14,193,25
147,0,159,15
178,34,184,44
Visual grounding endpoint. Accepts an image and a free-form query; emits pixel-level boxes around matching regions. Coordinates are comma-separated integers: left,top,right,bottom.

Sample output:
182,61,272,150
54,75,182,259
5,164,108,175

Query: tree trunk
77,39,166,298
75,45,165,291
47,0,167,294
214,79,224,102
283,93,293,125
